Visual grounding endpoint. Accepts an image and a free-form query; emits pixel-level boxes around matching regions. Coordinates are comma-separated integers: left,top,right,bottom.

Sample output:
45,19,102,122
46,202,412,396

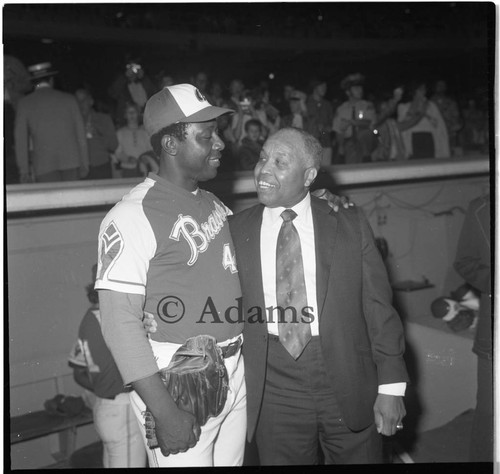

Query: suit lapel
240,206,267,329
311,197,338,320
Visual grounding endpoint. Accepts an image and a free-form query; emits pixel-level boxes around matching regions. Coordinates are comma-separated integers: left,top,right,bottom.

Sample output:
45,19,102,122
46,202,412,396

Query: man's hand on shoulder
143,311,157,336
312,188,353,212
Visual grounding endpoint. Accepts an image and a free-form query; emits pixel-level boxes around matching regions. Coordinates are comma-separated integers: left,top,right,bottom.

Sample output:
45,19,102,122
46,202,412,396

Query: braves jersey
68,308,125,399
95,174,243,344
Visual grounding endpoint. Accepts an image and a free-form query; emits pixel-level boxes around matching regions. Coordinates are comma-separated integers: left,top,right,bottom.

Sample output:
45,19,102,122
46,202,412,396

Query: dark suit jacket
14,87,89,177
454,195,491,359
230,196,409,441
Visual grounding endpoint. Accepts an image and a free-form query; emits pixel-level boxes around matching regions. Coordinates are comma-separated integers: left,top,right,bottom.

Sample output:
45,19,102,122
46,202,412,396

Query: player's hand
155,406,201,456
373,394,406,437
142,311,157,335
311,189,353,212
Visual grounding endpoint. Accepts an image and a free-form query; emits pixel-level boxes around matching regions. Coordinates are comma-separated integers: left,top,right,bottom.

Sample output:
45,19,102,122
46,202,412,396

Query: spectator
156,72,175,90
210,81,226,107
226,79,246,142
4,56,32,183
454,195,492,462
306,79,334,166
75,88,118,180
108,58,156,126
280,90,309,130
68,264,147,468
4,55,32,110
137,150,160,177
252,86,281,139
231,87,260,145
193,71,211,101
14,62,89,183
460,98,487,153
114,102,152,178
227,78,245,111
274,83,296,115
371,87,406,161
332,73,377,164
237,118,264,170
431,80,463,156
397,82,450,159
5,97,18,184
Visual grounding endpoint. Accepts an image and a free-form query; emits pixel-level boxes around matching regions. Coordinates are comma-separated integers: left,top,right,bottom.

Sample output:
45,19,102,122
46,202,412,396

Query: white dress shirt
259,192,405,396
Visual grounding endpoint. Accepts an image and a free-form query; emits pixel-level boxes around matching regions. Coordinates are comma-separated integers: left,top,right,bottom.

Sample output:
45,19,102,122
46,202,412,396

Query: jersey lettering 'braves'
95,174,243,344
170,201,229,266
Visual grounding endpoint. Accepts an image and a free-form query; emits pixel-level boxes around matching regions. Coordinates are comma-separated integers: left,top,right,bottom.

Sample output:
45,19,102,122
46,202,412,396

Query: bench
10,407,94,465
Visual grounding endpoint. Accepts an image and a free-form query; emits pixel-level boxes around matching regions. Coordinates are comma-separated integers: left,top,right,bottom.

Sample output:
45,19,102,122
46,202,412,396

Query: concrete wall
7,172,489,467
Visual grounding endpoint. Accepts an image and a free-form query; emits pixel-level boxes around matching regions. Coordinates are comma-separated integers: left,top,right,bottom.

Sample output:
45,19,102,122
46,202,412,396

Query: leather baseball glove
144,334,229,449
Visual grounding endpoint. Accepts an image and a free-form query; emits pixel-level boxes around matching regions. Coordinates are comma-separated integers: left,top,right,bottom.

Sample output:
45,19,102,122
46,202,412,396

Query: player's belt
220,334,243,359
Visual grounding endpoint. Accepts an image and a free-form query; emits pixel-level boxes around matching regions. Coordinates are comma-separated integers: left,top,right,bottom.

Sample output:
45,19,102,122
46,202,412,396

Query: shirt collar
265,192,311,225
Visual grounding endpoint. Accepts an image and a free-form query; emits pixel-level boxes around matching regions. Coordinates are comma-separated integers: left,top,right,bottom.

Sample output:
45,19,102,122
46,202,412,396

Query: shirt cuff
378,382,406,396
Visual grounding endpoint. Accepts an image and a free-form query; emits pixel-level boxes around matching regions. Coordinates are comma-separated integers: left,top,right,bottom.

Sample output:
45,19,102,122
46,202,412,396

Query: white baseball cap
143,83,233,136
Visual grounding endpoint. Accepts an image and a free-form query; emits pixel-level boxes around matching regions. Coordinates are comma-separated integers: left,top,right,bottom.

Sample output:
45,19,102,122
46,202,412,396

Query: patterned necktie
276,209,312,359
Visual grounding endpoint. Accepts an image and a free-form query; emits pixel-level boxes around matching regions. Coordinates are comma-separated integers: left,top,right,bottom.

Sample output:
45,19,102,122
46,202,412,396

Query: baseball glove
144,334,229,449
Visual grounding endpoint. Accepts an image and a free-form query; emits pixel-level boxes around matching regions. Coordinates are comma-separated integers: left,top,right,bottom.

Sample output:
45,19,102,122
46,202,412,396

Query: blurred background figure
210,81,226,107
15,62,89,183
371,86,406,162
68,264,147,468
237,118,265,170
274,83,296,115
453,194,492,462
114,102,152,178
193,70,211,102
281,90,308,130
460,98,488,153
155,71,176,90
108,58,156,126
137,150,160,177
332,73,377,164
431,79,463,157
4,55,32,184
306,79,333,166
75,88,118,180
251,85,281,139
397,81,449,159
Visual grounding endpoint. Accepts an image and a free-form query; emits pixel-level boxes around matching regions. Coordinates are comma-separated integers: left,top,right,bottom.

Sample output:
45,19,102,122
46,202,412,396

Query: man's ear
304,167,318,187
161,135,177,155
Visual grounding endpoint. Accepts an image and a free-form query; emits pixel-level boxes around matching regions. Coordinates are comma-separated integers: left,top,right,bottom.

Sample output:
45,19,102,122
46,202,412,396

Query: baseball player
95,84,246,467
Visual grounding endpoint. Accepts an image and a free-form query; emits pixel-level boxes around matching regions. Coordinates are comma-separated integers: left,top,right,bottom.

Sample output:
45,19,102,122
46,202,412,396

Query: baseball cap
143,83,233,136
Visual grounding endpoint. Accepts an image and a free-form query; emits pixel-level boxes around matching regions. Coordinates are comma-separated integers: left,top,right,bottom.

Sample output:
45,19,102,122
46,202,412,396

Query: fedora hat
27,62,58,81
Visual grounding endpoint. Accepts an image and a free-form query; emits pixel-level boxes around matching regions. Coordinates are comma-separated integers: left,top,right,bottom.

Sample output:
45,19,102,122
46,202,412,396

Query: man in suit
14,62,89,183
75,88,118,180
454,194,492,462
230,127,409,464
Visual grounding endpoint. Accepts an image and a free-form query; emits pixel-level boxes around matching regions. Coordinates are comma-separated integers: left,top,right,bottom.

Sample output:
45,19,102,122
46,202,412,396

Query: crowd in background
5,55,490,184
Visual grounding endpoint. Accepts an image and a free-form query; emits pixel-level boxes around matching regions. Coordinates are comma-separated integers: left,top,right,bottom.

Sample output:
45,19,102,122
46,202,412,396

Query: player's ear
161,135,177,155
304,167,317,187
